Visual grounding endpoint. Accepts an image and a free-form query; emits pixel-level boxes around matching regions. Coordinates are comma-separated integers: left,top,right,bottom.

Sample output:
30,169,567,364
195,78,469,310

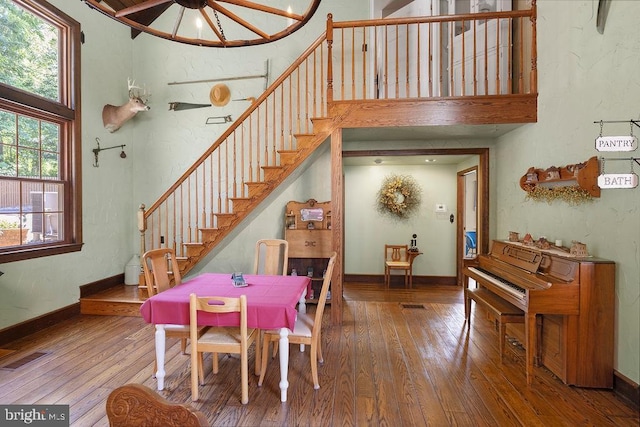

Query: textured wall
494,1,640,383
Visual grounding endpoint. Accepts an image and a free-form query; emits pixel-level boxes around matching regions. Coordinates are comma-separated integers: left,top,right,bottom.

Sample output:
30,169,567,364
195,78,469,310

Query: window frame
0,0,82,262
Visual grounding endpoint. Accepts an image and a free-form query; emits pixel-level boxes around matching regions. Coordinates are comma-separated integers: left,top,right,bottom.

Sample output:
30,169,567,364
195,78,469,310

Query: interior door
457,167,478,285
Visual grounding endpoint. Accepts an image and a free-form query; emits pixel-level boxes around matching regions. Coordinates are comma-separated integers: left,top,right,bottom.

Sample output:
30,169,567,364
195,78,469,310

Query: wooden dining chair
141,248,192,371
384,244,412,288
258,252,337,390
142,248,182,295
253,238,289,275
106,383,208,427
189,294,258,404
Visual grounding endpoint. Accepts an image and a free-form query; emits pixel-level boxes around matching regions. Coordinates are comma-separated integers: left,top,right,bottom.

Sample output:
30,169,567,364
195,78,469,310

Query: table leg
278,327,290,402
155,324,166,390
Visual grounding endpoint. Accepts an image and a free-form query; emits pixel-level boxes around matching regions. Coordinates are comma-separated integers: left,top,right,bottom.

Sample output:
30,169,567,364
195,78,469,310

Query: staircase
137,10,538,296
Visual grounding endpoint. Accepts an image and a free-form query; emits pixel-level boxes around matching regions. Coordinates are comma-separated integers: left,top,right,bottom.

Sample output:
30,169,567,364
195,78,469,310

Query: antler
127,78,150,102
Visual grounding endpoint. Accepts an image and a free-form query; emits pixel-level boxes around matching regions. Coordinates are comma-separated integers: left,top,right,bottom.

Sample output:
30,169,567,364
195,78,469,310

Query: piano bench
465,287,525,363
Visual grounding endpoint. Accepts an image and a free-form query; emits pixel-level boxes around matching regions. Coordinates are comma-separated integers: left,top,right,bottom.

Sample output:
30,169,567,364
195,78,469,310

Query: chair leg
198,352,205,384
317,333,324,364
180,338,187,354
241,347,249,404
254,334,261,376
310,342,320,390
212,352,219,374
258,336,271,386
191,351,199,401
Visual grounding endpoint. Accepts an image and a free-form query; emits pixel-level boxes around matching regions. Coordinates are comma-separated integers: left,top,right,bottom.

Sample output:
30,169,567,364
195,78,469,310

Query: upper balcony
325,2,537,134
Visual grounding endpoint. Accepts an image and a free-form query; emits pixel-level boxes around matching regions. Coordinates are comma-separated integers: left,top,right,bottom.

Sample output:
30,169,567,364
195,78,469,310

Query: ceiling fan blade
115,0,174,18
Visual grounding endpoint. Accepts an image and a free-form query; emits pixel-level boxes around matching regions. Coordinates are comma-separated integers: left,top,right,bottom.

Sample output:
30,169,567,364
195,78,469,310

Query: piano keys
463,240,615,388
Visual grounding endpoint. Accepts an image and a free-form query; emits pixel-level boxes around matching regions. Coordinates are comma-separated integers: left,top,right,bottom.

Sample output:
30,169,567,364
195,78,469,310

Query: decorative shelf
520,156,601,199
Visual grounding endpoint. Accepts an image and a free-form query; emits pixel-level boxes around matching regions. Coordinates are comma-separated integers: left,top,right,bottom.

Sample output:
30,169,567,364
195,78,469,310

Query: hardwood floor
0,283,637,426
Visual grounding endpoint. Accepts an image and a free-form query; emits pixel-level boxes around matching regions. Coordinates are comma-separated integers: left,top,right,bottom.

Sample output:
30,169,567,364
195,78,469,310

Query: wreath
376,174,422,219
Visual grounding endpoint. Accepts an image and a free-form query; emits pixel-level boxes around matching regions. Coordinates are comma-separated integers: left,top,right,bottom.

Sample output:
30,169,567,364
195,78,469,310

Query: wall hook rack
599,156,640,167
93,138,126,167
593,119,640,129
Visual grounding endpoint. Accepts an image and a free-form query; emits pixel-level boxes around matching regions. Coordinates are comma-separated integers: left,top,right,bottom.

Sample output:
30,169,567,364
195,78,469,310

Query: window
0,0,82,262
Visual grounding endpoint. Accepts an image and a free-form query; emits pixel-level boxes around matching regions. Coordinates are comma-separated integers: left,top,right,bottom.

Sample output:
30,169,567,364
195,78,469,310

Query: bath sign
595,135,638,152
598,173,639,189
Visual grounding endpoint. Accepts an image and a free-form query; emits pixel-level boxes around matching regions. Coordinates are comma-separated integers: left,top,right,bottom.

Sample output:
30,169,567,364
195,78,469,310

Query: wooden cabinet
284,199,332,303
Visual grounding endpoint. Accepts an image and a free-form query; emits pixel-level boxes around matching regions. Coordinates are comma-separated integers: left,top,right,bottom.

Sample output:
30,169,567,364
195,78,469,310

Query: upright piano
463,240,615,388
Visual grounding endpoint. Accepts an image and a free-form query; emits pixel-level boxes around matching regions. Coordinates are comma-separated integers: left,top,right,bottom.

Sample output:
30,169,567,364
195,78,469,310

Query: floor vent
0,351,48,370
401,303,425,309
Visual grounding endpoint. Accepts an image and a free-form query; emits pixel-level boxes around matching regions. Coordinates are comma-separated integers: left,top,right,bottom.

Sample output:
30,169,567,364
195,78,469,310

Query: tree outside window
0,0,82,262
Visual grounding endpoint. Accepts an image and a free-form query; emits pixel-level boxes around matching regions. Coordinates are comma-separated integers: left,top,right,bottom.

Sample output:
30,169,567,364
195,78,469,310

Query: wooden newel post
326,13,334,104
137,204,146,254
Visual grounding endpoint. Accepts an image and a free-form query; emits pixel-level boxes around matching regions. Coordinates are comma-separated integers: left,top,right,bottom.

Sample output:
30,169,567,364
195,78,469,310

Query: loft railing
139,7,537,261
326,8,537,101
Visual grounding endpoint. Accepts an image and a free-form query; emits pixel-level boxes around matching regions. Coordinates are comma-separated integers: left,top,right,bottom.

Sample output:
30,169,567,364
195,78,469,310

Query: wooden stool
465,287,525,363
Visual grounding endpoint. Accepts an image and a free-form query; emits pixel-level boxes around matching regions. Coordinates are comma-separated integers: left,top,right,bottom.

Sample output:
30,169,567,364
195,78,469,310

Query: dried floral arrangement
376,174,422,219
523,185,594,205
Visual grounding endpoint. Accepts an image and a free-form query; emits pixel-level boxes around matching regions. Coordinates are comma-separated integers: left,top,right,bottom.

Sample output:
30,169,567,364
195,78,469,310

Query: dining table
139,272,311,402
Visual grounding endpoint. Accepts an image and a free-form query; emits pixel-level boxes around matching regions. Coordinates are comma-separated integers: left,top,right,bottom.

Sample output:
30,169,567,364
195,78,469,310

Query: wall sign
595,135,638,152
597,173,639,189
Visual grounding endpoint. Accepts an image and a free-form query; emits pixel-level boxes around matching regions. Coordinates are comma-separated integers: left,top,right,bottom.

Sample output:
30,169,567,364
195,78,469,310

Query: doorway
342,148,488,287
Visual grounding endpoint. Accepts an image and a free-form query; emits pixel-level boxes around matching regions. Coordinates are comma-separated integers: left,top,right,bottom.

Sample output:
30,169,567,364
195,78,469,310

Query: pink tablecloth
139,273,310,330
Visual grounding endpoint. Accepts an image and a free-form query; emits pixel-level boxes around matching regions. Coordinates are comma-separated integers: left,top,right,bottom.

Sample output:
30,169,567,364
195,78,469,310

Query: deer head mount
102,78,150,133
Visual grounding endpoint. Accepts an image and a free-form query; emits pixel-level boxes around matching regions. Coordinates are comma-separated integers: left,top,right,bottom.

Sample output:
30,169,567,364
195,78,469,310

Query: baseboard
0,274,124,347
614,370,640,411
344,274,457,286
79,273,125,298
0,303,79,347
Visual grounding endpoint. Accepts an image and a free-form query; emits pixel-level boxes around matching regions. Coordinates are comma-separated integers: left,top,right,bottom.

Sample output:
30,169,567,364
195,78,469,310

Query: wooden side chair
142,248,182,296
384,244,413,288
189,294,258,404
106,383,208,427
142,248,193,372
253,238,289,275
258,252,337,390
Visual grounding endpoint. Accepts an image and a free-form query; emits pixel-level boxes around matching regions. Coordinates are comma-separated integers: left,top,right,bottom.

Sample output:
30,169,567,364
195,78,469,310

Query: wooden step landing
80,284,143,317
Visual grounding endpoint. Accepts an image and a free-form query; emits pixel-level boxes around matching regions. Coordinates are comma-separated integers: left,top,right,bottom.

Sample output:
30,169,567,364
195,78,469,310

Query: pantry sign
595,135,638,152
